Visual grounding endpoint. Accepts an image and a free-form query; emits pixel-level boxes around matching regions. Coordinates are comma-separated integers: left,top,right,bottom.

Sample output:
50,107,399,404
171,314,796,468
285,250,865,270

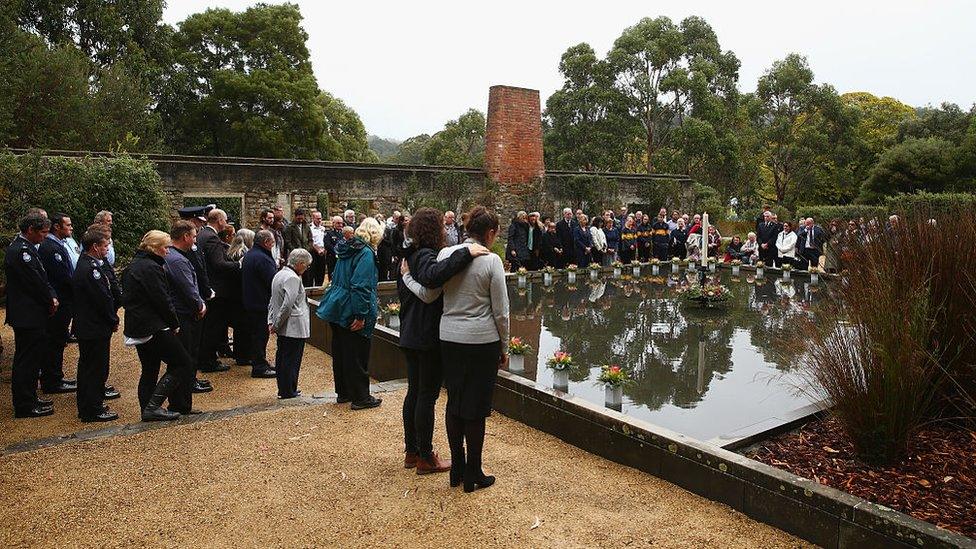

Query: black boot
141,373,181,422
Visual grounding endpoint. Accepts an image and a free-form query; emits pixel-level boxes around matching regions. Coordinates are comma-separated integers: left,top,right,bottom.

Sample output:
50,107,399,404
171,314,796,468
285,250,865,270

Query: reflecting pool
502,270,832,442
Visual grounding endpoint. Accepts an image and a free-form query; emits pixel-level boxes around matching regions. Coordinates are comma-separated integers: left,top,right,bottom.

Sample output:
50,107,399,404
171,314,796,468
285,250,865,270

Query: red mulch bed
748,417,976,539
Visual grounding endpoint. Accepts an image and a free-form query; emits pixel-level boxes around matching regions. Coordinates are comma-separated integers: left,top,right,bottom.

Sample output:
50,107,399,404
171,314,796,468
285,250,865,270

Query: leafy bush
796,204,887,223
887,191,976,218
548,174,620,213
0,151,170,275
800,209,976,464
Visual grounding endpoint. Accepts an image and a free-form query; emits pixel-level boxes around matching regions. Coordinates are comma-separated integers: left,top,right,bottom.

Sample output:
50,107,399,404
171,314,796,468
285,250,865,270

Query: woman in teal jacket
317,217,384,410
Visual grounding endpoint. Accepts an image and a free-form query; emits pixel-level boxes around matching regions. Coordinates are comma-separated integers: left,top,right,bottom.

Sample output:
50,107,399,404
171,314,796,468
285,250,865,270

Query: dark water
381,267,833,443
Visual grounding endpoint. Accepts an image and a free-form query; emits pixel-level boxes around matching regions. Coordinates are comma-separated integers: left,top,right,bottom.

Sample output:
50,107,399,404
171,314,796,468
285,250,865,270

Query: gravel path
1,309,808,547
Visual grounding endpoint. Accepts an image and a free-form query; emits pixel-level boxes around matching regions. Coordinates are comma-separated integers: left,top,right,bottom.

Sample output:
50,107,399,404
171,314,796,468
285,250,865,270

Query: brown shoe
416,452,451,475
404,452,419,469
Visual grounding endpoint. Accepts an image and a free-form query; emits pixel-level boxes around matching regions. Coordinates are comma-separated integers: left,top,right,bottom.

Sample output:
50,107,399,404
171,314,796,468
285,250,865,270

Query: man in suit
283,208,313,285
37,213,78,394
323,216,344,278
755,205,771,234
196,208,241,374
796,217,827,270
5,212,58,417
555,208,575,269
72,225,120,422
756,210,781,266
242,230,279,378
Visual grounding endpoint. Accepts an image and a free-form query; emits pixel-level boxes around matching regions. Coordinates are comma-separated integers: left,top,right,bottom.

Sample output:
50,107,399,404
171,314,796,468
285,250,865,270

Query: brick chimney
485,85,545,193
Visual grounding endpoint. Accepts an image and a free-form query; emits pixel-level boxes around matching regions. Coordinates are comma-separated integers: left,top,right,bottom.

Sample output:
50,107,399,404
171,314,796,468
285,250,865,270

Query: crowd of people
5,203,509,494
499,205,880,273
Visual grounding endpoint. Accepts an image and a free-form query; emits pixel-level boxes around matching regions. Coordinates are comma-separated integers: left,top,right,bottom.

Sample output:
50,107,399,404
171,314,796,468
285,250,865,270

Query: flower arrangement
782,263,793,271
611,260,624,268
542,266,557,275
588,262,600,271
546,351,573,371
516,267,528,275
566,264,578,272
680,258,689,266
672,257,680,263
755,261,765,268
597,365,630,387
809,266,822,274
707,256,717,264
650,258,660,265
679,283,733,307
509,337,531,355
382,302,401,316
631,259,641,266
730,259,743,266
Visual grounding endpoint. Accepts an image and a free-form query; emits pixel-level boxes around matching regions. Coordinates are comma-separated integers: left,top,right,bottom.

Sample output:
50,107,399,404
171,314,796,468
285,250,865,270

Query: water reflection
507,271,832,441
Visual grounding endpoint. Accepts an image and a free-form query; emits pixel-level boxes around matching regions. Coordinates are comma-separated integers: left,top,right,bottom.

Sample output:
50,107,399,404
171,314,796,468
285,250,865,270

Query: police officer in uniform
5,213,58,417
72,226,121,422
37,213,79,394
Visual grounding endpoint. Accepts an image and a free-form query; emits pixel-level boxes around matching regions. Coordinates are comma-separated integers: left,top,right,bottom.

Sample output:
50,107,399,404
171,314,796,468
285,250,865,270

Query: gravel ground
0,390,808,548
0,309,335,447
1,308,807,547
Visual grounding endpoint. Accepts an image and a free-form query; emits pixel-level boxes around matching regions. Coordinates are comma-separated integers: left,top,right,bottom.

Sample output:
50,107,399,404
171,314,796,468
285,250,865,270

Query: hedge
798,192,976,223
795,204,888,223
0,151,170,278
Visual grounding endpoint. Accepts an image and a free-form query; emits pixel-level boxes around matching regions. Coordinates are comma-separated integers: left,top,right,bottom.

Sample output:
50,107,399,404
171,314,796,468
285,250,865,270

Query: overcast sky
163,0,976,141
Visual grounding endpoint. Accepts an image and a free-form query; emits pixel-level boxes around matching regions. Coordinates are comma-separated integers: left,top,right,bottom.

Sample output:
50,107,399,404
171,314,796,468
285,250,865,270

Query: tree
898,103,974,145
157,4,368,160
607,16,740,173
368,135,400,161
391,134,431,164
423,109,485,167
318,91,378,162
543,43,640,171
858,138,963,203
748,54,857,208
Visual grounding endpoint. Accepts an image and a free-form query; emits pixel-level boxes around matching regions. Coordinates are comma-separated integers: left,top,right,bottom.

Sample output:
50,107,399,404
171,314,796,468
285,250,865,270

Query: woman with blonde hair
122,230,194,421
227,228,255,365
316,217,384,409
227,228,255,261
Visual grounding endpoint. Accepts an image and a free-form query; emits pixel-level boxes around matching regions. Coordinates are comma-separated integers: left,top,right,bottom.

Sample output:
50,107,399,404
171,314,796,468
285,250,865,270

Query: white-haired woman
316,217,384,409
269,248,312,399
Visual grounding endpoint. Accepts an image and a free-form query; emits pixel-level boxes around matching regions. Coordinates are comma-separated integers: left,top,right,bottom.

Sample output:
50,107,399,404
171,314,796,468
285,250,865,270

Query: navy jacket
72,253,119,339
197,226,240,299
188,243,212,301
555,219,574,261
397,245,473,350
164,246,205,317
38,235,74,304
4,234,56,328
121,250,179,338
573,225,593,266
242,245,277,313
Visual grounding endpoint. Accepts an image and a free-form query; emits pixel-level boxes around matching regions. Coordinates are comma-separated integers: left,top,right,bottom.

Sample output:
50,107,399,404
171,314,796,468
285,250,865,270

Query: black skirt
441,340,501,420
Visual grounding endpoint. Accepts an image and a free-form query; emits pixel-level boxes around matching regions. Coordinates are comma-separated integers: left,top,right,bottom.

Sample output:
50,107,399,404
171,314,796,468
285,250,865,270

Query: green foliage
796,204,887,223
886,191,976,217
0,23,159,152
543,43,640,171
898,103,974,145
390,134,431,164
858,138,962,203
0,152,170,267
548,174,619,212
367,135,400,161
423,109,486,167
403,172,491,213
748,54,859,208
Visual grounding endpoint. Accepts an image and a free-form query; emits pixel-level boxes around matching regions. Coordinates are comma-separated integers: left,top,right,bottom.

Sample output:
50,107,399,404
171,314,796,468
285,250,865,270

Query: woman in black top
396,208,489,474
122,230,195,421
670,218,689,259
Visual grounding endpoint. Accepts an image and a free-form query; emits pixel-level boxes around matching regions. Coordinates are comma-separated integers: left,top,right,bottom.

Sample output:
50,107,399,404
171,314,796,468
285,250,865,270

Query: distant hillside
368,135,401,161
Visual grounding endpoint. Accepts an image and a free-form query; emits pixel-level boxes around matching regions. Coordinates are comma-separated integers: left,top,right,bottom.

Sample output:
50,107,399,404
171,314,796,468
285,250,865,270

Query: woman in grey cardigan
269,248,312,399
437,206,509,493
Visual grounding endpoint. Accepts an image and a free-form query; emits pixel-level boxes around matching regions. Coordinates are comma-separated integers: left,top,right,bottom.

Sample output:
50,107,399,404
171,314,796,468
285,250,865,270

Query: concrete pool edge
492,370,974,548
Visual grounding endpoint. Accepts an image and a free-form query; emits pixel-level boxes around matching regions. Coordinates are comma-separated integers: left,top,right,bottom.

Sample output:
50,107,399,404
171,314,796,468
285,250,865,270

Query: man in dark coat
72,226,120,422
241,230,278,378
756,210,781,266
796,217,828,270
164,220,209,413
651,214,671,261
323,216,343,278
37,212,78,394
5,212,58,417
196,208,241,374
506,211,530,271
283,208,313,284
555,208,575,269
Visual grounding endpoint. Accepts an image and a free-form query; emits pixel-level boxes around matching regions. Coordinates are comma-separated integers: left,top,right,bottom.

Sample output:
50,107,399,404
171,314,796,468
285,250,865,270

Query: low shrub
0,151,170,275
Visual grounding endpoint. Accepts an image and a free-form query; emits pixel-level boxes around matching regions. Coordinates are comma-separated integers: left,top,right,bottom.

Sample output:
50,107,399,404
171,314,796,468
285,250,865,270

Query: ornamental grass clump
801,209,976,465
